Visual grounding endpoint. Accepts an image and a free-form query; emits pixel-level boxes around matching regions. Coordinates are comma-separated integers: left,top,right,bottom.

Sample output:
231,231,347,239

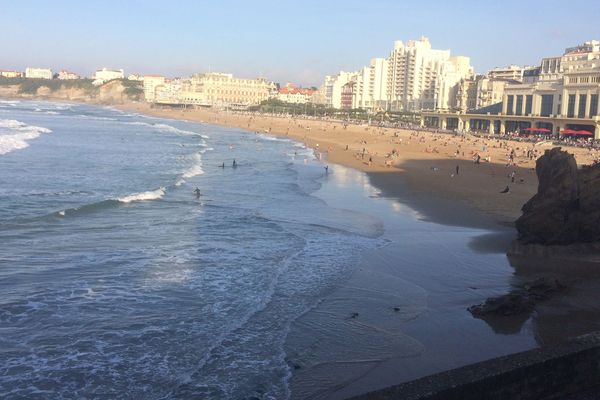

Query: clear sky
1,0,599,86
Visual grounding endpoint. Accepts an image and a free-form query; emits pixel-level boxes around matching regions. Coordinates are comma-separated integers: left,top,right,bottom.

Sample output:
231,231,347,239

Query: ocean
0,100,537,400
0,100,385,399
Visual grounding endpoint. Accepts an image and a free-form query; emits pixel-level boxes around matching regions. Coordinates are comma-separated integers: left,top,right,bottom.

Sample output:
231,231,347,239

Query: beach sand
116,103,600,399
118,103,595,228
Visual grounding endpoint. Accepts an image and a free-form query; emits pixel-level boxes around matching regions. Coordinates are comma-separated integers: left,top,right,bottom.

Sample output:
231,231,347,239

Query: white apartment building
387,37,473,111
143,75,166,102
25,67,53,79
58,70,80,80
487,65,531,82
93,68,124,85
353,58,389,110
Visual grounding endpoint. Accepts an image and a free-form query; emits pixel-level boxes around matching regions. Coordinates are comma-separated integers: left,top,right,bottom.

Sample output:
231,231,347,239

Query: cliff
515,147,600,245
0,78,143,105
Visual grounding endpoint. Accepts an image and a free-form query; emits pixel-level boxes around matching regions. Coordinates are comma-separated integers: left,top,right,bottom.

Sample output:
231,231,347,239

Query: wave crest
0,119,52,155
116,187,165,203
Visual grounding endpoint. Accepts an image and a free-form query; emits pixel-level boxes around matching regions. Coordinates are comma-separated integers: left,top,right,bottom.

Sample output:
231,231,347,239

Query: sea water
0,100,383,399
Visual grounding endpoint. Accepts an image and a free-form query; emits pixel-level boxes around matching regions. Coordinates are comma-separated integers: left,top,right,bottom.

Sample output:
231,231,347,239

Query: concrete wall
349,332,600,400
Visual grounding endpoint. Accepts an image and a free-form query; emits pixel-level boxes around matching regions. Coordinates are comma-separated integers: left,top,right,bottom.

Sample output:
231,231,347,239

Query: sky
1,0,599,86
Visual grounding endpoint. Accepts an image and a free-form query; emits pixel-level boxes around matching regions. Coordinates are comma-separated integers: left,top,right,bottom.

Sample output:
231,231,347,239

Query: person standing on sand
456,164,459,175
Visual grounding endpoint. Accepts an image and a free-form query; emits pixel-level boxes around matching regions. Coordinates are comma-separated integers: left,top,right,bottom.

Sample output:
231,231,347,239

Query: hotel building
421,40,600,139
185,72,275,107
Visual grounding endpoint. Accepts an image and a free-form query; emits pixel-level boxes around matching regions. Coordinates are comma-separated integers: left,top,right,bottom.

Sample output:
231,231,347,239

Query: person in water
194,188,201,197
220,162,225,168
232,159,237,168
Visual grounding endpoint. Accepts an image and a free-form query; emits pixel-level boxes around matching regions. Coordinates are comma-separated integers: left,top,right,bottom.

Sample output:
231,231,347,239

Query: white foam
182,153,204,178
116,187,165,203
0,119,52,155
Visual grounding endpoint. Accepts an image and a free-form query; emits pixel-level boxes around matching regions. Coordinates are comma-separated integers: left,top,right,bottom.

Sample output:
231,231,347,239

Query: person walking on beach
455,164,459,175
324,165,329,174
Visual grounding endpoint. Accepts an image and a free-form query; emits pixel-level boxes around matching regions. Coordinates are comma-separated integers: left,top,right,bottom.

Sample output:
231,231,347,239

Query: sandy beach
118,102,596,228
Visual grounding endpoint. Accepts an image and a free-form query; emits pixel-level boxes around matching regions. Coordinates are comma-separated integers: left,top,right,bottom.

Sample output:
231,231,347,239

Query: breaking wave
0,119,52,155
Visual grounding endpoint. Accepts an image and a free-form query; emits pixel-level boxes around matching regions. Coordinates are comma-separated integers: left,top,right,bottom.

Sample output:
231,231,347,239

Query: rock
469,293,534,317
515,147,600,245
469,277,566,318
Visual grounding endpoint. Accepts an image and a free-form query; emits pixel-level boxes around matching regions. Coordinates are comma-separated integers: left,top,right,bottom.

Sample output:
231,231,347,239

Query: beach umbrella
575,130,593,136
560,129,578,134
523,127,536,131
536,128,551,133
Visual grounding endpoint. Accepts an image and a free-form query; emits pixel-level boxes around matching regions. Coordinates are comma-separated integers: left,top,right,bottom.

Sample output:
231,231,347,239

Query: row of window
507,93,599,118
566,76,600,84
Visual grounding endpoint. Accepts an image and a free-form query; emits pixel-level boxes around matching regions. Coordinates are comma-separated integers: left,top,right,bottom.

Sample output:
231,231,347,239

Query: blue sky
1,0,599,86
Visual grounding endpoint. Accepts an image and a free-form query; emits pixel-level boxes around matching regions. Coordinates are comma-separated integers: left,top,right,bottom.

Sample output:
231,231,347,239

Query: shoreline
115,103,553,230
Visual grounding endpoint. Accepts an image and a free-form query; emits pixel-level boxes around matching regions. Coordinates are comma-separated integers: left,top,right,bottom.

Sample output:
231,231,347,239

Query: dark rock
469,293,534,317
469,277,566,318
515,147,600,245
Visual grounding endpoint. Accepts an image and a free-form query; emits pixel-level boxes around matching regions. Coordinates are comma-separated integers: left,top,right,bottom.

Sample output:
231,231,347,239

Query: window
578,94,587,118
506,95,514,115
515,95,523,115
525,95,533,115
567,94,576,117
540,95,553,117
591,94,599,117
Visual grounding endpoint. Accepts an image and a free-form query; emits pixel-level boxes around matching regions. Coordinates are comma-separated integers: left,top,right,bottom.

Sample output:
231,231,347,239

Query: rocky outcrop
515,147,600,245
468,277,565,318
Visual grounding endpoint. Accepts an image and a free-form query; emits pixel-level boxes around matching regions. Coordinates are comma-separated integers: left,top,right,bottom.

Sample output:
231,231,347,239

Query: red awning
575,130,593,135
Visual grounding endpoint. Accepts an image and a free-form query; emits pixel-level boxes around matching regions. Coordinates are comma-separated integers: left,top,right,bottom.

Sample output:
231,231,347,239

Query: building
58,70,80,80
421,40,600,138
353,58,389,111
154,79,184,104
387,37,473,111
93,68,124,85
0,69,22,78
25,67,53,79
277,86,316,104
320,37,473,112
185,72,274,107
127,74,144,81
318,71,358,109
143,75,166,102
487,65,530,82
341,81,356,110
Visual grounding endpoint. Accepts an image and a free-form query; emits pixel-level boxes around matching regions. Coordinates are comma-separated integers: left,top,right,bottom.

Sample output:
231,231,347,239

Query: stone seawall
349,332,600,400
